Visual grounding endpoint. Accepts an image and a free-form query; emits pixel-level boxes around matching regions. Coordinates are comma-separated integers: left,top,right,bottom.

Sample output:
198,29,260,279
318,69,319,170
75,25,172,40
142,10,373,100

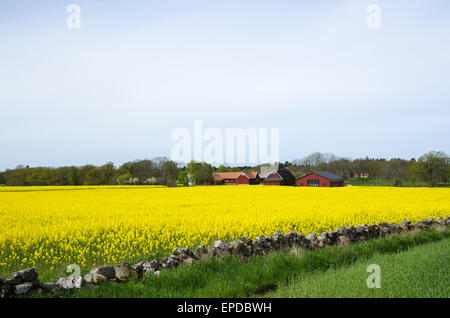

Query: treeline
182,151,449,187
0,157,180,187
287,151,449,186
0,151,448,187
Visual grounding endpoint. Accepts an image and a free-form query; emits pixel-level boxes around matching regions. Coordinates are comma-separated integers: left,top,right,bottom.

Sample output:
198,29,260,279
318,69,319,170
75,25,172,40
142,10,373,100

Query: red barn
262,168,296,186
241,172,260,185
213,172,260,185
296,172,344,187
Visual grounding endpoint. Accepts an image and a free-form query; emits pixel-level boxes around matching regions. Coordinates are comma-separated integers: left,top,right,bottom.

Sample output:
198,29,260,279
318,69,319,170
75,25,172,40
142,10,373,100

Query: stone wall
1,216,449,298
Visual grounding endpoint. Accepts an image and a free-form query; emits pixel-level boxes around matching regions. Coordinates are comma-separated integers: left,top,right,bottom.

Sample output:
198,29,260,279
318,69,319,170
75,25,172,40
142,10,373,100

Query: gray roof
264,168,296,182
314,171,344,181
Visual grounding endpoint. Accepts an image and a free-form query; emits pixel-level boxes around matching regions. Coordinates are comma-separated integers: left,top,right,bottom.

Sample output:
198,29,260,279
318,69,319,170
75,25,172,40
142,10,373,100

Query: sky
0,0,449,169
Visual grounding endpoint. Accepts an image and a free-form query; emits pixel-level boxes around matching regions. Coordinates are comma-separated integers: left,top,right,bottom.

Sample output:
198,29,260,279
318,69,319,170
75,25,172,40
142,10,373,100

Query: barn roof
259,171,271,179
277,168,296,180
244,172,259,179
313,171,344,180
264,172,282,182
264,168,295,182
213,172,244,181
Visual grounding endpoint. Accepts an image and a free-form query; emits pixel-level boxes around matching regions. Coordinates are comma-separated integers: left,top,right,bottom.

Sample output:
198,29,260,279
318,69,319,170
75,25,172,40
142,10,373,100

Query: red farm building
262,168,296,186
296,172,344,187
242,172,261,185
213,172,260,185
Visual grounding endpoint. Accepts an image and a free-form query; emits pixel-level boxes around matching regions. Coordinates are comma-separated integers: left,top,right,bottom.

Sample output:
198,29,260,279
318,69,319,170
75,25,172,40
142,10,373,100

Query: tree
79,165,96,185
406,160,424,184
101,163,116,185
418,151,449,186
28,167,53,185
53,167,70,185
7,168,29,186
128,160,156,184
159,158,179,186
83,168,106,185
68,167,80,185
0,172,6,185
177,170,189,186
186,161,213,185
117,172,133,185
216,165,228,172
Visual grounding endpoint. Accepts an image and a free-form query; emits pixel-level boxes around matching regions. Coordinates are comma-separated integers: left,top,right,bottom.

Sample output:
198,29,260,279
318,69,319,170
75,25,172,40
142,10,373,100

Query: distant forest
0,151,448,187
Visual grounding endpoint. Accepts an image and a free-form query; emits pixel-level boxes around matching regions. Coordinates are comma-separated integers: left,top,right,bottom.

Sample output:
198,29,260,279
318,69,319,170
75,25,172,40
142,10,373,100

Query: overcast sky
0,0,449,169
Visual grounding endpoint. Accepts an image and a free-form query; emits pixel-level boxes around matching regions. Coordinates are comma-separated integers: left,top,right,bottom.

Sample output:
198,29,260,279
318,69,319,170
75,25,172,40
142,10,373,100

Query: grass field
268,235,450,297
29,228,449,298
344,177,449,187
1,185,449,279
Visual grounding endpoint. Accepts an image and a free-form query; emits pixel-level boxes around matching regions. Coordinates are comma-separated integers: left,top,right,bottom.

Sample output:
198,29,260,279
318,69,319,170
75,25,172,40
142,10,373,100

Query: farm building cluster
213,169,345,187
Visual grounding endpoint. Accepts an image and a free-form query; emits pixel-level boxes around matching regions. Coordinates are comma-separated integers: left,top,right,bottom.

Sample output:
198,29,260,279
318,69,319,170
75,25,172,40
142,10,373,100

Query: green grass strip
268,236,450,298
33,227,449,298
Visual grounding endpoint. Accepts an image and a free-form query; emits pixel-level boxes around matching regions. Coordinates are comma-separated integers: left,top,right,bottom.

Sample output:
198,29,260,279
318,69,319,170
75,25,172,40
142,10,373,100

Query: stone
183,257,195,264
424,217,437,224
317,231,334,245
161,256,181,268
335,226,345,235
7,267,38,285
83,273,108,285
386,223,401,234
379,226,391,237
401,219,411,226
272,232,290,251
400,219,411,231
229,239,252,258
213,240,229,249
317,231,339,245
413,217,438,229
169,254,183,262
160,257,175,269
173,247,195,259
337,236,351,246
90,265,115,279
367,224,381,238
1,284,12,298
307,233,321,250
241,237,253,246
114,263,138,281
343,226,364,242
13,282,34,295
134,259,160,277
252,235,273,256
356,225,369,240
56,276,85,290
287,232,309,248
307,233,317,241
209,240,230,257
309,240,321,250
38,282,63,293
195,245,208,258
145,259,160,271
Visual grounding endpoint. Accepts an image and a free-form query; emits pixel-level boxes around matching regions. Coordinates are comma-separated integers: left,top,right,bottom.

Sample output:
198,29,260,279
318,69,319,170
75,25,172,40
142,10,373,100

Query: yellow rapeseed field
0,185,449,274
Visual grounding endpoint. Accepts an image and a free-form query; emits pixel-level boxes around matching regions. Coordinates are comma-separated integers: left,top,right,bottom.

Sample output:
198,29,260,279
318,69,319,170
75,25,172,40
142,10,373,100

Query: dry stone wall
1,216,449,298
